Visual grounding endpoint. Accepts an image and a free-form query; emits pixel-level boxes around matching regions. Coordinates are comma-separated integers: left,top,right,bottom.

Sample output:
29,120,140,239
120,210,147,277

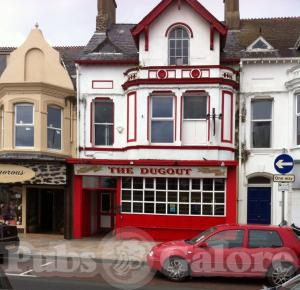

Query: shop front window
0,185,23,226
121,177,226,216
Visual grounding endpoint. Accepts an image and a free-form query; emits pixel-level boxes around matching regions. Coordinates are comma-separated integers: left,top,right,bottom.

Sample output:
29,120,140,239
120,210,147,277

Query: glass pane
94,102,113,123
297,116,300,145
192,179,200,189
152,97,173,118
156,191,166,202
252,121,271,148
214,205,225,215
249,230,283,248
133,191,143,201
297,96,300,114
252,40,268,49
182,29,189,38
179,179,189,190
122,178,131,189
121,202,131,213
16,126,34,147
203,179,213,191
191,192,201,202
156,178,166,190
47,107,61,128
95,124,113,145
145,178,154,188
145,191,154,201
170,57,176,65
47,128,61,150
133,178,143,189
215,179,225,191
203,204,213,215
169,40,175,49
179,192,189,203
168,179,178,190
168,203,177,214
215,192,225,203
16,105,33,124
151,120,173,143
100,177,117,188
156,203,166,214
133,203,143,213
145,203,154,213
183,57,189,65
191,204,201,215
82,176,100,189
168,192,178,202
179,204,189,215
169,29,176,38
184,96,207,119
252,100,272,120
248,176,270,184
122,191,131,201
203,192,213,203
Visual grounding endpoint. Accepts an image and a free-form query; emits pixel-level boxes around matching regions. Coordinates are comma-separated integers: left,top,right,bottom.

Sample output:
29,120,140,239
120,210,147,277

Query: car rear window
248,230,283,248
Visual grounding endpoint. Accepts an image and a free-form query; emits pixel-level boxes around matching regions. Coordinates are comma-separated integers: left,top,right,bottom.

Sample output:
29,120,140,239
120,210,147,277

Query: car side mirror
198,242,209,248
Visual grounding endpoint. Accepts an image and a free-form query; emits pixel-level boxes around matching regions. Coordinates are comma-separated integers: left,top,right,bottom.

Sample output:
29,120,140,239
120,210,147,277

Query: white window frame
151,96,175,144
168,26,190,66
121,177,226,217
47,106,62,151
15,103,34,148
93,100,114,146
296,95,300,145
251,99,273,149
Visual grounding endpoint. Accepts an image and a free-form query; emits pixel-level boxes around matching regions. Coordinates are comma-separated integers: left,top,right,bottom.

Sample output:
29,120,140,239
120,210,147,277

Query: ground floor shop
69,160,237,241
0,161,67,234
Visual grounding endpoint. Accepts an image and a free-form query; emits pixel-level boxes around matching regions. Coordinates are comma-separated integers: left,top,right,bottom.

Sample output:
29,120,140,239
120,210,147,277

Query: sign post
274,154,294,224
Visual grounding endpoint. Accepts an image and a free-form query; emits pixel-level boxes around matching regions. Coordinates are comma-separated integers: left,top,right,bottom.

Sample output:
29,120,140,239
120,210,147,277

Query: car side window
205,230,245,248
248,230,283,248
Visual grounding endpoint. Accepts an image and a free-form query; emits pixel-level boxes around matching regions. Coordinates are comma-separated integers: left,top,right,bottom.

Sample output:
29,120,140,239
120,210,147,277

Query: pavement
15,233,157,262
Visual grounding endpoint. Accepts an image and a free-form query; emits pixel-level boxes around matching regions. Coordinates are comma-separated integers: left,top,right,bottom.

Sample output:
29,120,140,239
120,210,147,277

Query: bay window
15,104,34,147
151,96,174,143
251,99,272,148
93,100,114,146
47,106,62,150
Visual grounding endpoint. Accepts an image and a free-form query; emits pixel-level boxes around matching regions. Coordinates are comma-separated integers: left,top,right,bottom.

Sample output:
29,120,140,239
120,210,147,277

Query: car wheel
162,257,189,282
267,261,296,286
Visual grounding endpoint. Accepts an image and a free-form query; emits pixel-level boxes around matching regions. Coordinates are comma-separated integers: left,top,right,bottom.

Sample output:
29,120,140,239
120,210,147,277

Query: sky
0,0,299,47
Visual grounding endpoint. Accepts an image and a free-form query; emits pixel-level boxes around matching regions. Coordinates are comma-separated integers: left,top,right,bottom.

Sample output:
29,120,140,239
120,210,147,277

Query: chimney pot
224,0,240,30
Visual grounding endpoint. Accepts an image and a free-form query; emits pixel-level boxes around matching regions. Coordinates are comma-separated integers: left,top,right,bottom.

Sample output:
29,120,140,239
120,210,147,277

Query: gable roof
77,24,139,64
222,17,300,62
131,0,227,38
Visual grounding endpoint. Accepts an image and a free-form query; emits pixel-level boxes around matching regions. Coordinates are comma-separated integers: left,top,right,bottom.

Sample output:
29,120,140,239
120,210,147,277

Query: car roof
215,224,288,231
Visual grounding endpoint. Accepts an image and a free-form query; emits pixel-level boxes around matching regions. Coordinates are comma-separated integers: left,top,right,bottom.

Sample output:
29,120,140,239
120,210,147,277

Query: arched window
168,27,189,65
248,176,271,185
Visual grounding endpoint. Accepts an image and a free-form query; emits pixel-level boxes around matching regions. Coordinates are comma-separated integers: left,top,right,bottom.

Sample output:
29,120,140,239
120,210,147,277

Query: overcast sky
0,0,299,47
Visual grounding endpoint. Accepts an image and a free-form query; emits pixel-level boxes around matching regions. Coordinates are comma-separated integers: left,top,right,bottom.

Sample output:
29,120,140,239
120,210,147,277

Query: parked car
262,273,300,289
147,224,300,286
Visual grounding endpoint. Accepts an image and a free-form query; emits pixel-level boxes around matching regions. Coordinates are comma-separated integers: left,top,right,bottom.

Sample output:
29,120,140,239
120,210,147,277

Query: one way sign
274,154,294,174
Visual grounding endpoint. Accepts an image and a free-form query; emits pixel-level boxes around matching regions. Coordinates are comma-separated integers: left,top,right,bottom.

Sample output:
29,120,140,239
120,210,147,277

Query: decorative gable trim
246,36,274,52
131,0,227,38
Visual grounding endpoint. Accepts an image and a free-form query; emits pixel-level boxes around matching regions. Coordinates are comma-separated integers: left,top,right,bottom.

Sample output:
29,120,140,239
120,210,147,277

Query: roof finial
35,22,39,29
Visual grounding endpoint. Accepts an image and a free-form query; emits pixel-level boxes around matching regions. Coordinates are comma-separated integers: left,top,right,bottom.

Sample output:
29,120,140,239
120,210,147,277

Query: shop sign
75,165,227,178
0,164,36,183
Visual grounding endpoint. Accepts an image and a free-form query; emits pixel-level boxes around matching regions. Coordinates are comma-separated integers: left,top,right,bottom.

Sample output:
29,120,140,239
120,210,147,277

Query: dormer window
168,27,189,65
247,36,274,52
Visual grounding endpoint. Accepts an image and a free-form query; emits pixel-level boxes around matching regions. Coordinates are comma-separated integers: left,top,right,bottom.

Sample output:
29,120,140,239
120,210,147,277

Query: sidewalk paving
16,234,158,262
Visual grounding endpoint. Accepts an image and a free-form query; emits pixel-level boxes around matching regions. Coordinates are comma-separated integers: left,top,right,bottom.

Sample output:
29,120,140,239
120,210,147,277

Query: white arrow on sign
276,159,293,169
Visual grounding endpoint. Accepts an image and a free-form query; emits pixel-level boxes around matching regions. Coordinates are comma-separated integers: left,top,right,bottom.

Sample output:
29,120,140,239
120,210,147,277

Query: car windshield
185,227,216,244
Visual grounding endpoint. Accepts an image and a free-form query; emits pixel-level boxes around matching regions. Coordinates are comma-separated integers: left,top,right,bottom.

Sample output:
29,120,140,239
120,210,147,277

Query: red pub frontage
68,159,237,241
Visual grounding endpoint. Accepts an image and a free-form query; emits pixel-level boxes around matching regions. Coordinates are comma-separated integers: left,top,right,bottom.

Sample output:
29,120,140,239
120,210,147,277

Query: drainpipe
238,59,244,223
76,63,80,158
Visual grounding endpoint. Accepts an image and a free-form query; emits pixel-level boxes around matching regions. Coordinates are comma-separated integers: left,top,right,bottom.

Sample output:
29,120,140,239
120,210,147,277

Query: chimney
224,0,240,30
96,0,117,33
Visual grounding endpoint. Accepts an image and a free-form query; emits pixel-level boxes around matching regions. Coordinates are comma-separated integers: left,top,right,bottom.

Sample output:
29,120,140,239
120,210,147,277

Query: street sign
278,183,289,191
274,154,294,174
273,174,295,182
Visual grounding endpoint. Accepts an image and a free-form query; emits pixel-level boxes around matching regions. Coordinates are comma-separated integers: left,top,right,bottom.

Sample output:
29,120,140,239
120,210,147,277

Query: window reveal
121,177,226,216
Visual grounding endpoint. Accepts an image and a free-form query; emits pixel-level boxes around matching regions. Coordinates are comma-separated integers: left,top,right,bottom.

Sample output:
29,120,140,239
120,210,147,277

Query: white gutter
76,63,80,158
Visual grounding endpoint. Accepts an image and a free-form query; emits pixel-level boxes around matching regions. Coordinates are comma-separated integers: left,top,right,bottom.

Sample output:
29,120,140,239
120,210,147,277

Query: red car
147,224,300,286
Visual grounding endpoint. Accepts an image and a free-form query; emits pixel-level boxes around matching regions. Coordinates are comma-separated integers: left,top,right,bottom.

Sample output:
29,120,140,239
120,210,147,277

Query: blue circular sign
274,154,294,174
